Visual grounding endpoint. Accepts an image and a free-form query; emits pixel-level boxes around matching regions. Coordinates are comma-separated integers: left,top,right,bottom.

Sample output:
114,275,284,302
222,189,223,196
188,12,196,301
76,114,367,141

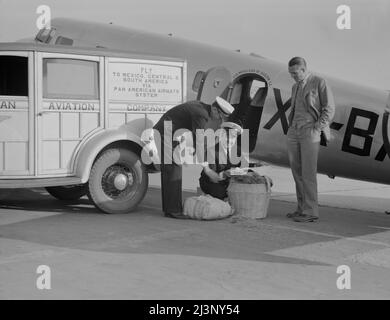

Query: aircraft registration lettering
341,108,378,157
262,88,390,162
263,88,291,134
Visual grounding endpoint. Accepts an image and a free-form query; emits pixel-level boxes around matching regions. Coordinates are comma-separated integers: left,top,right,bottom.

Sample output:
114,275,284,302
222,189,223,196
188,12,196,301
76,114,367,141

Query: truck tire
45,184,88,201
88,148,148,214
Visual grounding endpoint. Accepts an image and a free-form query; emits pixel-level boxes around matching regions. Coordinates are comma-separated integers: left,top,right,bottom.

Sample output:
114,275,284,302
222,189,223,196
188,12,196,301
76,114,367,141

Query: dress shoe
286,211,303,218
292,214,319,222
164,212,189,219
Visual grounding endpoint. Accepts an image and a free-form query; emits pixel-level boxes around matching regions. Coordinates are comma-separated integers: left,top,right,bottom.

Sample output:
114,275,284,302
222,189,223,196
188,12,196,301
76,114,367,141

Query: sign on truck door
107,57,186,131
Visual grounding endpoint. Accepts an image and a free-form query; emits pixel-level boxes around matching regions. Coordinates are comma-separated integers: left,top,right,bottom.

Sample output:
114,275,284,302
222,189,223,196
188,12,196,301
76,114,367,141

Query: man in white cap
153,97,234,219
199,119,244,200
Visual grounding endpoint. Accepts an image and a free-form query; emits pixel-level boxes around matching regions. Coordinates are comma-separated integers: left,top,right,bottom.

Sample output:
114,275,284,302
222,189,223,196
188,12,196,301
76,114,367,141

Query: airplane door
195,67,232,105
0,51,34,177
36,53,103,175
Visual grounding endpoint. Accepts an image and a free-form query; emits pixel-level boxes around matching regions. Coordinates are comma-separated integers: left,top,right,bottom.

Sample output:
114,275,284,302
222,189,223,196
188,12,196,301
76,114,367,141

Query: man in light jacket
286,57,335,222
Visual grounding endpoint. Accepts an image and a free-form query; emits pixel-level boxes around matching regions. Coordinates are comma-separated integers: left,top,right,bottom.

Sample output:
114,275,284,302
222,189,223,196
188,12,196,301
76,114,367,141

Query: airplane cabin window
43,59,99,100
230,83,242,105
250,79,266,100
0,56,28,96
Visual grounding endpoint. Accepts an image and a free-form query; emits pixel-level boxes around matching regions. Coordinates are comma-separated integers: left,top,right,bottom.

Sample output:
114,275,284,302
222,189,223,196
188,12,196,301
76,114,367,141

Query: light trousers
287,124,321,217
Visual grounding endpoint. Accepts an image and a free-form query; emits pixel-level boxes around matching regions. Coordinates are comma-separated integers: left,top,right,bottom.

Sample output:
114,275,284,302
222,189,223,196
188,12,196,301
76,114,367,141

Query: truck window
43,59,98,100
0,56,28,96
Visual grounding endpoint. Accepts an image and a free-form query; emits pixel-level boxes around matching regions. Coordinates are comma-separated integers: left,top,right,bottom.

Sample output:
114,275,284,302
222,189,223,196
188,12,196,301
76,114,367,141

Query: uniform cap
215,96,234,115
221,121,244,135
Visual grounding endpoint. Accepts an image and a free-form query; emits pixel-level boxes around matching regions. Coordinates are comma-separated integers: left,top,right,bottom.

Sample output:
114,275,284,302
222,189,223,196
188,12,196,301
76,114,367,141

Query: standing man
153,97,234,219
286,57,335,222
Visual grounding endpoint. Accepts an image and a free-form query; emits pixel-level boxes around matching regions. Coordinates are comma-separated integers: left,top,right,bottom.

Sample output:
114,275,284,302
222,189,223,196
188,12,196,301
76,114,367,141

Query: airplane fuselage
45,18,390,184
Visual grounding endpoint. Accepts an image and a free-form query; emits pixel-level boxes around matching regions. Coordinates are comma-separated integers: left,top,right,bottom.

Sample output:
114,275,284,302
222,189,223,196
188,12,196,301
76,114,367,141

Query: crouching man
199,120,244,200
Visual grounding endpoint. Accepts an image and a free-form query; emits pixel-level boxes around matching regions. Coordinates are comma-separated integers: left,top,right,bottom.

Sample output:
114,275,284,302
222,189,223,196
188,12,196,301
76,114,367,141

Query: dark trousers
161,162,182,213
160,139,182,214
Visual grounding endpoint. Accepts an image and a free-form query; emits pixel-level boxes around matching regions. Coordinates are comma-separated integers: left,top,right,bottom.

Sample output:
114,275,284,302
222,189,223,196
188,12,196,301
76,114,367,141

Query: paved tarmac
0,166,390,299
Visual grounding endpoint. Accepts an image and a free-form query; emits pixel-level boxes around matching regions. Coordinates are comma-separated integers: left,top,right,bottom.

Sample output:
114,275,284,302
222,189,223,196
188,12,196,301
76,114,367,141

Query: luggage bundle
183,194,233,220
184,170,272,220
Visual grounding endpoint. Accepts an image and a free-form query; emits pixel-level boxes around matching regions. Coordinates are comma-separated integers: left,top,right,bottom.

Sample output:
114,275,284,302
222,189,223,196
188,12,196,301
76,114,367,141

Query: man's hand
313,122,321,132
222,170,232,178
204,166,222,183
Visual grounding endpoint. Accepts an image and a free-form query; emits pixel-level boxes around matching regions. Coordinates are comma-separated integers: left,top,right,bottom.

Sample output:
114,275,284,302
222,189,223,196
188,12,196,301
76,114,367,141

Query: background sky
0,0,389,90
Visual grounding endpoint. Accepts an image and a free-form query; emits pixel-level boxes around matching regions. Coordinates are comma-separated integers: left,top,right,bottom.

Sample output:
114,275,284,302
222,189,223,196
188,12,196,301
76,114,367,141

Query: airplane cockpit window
55,36,74,46
43,59,99,100
0,56,28,96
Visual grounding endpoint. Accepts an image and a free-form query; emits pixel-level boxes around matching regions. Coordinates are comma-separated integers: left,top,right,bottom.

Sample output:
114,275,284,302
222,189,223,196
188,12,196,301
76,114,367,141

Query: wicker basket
227,176,271,219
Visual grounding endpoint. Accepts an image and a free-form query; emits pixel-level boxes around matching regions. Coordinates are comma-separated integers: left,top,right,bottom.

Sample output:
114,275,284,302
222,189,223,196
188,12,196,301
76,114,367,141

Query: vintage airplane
0,17,389,213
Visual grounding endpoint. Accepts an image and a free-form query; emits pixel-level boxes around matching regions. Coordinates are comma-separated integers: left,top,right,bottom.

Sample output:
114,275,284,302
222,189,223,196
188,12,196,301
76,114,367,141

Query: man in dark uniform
153,97,234,219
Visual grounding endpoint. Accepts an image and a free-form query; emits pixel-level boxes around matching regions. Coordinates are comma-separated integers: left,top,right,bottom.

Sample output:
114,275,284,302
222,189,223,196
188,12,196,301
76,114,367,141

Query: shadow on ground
0,187,389,267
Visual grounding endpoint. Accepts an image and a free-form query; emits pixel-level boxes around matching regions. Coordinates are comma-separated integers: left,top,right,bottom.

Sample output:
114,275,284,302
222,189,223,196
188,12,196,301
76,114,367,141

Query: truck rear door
0,51,34,177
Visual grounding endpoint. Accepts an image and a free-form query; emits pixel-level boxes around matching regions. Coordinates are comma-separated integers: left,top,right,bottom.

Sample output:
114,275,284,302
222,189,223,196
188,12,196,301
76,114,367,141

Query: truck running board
0,177,83,189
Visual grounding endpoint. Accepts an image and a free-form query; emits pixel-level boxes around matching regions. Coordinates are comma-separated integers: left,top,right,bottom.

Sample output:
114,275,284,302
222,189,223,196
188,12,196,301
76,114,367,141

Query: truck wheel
45,184,88,201
88,148,148,214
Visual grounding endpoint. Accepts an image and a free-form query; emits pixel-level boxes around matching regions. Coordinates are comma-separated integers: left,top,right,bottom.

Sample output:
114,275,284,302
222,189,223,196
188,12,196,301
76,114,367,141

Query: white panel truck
0,43,186,213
